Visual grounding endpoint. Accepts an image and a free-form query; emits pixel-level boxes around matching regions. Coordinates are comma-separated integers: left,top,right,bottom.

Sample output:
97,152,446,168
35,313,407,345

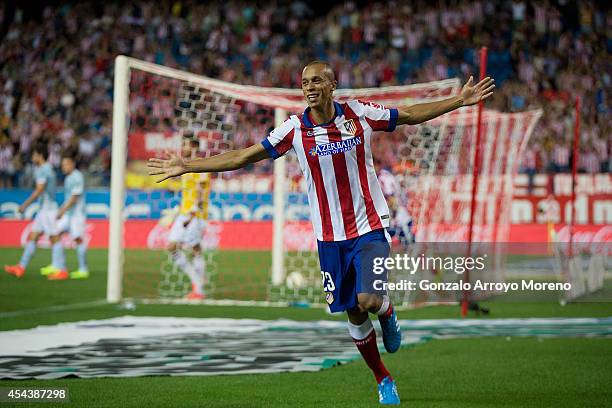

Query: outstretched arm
397,76,495,126
147,143,270,183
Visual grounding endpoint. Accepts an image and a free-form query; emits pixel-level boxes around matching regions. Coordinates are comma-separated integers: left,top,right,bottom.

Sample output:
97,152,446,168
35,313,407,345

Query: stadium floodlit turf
0,247,611,407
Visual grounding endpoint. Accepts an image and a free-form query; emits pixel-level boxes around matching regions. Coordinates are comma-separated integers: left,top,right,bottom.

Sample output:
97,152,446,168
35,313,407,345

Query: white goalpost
108,56,297,303
108,55,130,303
271,109,288,287
108,55,543,307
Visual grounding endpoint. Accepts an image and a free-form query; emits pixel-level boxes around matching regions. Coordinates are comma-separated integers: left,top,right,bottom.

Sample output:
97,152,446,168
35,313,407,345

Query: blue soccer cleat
379,307,401,353
378,376,400,405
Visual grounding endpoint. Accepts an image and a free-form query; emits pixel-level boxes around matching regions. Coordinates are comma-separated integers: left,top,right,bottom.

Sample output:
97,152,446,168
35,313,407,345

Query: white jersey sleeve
355,100,399,132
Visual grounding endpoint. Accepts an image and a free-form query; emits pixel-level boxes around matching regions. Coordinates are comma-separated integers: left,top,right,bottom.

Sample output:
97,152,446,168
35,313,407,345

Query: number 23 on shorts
320,271,336,292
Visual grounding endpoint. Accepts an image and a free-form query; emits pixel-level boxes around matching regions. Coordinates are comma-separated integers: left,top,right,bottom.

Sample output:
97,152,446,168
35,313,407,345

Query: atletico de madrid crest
343,119,357,135
325,292,334,305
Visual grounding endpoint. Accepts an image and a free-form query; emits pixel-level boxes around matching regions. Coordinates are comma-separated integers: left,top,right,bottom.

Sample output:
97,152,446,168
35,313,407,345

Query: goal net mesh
116,58,543,307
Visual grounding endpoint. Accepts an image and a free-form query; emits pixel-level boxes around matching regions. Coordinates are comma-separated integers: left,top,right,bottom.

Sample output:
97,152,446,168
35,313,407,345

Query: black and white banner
1,317,610,379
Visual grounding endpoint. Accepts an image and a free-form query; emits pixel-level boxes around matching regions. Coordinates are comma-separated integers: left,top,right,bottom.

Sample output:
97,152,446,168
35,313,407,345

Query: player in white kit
378,168,415,250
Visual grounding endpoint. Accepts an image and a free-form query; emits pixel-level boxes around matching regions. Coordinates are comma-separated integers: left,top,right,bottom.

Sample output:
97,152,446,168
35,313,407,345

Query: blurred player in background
378,168,415,251
4,142,66,279
167,136,210,300
149,61,494,405
40,150,89,279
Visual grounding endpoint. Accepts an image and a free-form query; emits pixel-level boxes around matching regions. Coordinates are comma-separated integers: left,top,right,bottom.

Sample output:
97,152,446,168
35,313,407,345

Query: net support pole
569,96,580,258
107,55,130,303
462,46,488,317
271,108,288,286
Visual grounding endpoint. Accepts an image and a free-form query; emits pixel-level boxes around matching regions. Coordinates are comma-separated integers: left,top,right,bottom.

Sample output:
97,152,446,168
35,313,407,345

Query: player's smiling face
301,65,336,110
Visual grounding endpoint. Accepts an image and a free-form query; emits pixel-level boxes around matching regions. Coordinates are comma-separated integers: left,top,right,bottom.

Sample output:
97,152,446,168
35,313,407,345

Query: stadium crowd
0,0,608,188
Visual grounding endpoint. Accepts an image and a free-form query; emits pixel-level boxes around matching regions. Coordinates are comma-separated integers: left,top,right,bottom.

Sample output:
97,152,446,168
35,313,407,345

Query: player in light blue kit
41,151,89,279
4,142,66,279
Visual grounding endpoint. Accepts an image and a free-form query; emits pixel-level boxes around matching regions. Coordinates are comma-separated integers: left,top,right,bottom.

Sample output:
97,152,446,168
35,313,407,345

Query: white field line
0,299,108,318
0,297,457,319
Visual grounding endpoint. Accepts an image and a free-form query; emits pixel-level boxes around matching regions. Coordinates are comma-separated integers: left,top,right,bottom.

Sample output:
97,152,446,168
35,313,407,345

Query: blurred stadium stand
0,0,608,188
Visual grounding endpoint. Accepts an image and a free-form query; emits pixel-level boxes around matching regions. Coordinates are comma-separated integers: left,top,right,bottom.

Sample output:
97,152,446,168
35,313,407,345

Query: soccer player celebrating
4,142,66,279
41,150,89,279
167,136,210,300
148,61,494,404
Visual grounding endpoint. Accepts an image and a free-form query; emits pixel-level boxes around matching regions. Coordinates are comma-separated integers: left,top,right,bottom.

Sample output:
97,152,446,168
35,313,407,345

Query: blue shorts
317,228,390,313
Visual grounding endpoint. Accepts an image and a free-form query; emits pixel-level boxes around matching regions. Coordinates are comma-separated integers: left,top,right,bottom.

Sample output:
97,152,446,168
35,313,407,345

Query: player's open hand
147,152,186,183
460,76,495,106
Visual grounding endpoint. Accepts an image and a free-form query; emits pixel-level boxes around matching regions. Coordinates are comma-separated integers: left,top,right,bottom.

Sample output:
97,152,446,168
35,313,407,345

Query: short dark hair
61,148,78,162
32,142,49,160
303,60,336,82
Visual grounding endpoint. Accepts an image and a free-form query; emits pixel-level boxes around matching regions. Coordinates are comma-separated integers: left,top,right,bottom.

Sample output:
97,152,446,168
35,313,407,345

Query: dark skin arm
397,76,495,125
148,143,269,183
148,76,495,182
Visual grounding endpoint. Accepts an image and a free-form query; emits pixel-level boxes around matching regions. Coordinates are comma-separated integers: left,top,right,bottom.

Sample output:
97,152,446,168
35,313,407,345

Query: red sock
352,330,391,383
376,296,393,319
381,303,394,319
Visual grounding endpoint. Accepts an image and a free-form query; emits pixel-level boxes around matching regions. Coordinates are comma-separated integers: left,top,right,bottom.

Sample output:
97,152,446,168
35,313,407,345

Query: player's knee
28,231,41,242
74,237,82,245
357,293,383,313
49,235,59,244
192,244,202,255
167,242,178,252
347,306,368,324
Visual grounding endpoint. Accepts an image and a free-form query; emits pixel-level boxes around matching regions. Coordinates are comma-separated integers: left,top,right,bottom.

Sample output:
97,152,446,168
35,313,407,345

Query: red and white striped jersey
262,100,399,241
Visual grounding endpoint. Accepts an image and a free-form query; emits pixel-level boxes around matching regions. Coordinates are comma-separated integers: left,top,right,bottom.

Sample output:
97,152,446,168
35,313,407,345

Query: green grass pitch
0,247,611,407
